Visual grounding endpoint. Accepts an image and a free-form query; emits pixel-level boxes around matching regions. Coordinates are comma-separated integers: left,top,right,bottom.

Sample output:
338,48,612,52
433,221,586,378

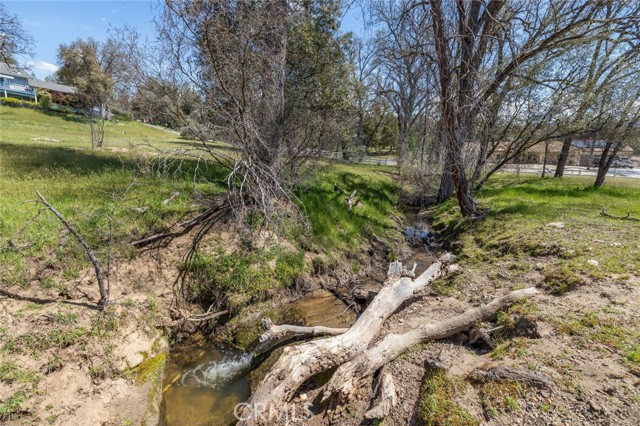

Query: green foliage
0,97,39,109
4,327,87,355
0,362,41,384
297,164,400,253
477,380,526,415
0,391,27,421
431,175,640,279
542,266,586,294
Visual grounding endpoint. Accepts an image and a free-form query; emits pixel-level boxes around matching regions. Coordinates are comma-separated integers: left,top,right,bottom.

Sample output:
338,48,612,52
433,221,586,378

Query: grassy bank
0,107,401,298
419,175,640,425
431,175,640,283
0,107,402,423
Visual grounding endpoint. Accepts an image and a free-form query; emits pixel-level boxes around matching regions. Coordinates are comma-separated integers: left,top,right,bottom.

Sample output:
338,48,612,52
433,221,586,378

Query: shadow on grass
1,141,230,182
41,109,87,124
297,169,398,249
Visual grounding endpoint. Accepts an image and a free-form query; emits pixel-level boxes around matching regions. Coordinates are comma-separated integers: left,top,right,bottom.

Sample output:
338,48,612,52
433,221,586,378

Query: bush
37,89,52,109
0,97,39,109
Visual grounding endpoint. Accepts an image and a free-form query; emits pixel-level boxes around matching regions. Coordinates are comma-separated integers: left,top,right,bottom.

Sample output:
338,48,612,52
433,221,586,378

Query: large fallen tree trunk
239,254,539,426
237,253,455,425
323,287,539,406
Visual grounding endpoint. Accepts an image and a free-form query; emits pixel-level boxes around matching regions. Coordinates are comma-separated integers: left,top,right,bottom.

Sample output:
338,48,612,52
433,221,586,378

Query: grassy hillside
0,107,400,291
0,105,189,150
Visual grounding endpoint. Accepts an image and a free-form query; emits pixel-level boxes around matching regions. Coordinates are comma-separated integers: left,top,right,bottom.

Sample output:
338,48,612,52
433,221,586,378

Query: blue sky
3,0,365,80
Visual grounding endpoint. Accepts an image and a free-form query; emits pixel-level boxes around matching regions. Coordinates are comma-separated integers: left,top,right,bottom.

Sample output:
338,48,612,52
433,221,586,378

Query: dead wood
346,190,361,211
470,365,555,389
364,367,398,420
258,318,348,343
323,287,539,406
35,189,108,307
162,191,180,206
600,207,640,222
237,253,455,426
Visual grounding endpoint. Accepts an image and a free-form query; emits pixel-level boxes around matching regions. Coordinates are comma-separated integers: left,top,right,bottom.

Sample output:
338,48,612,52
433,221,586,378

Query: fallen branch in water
258,318,348,342
241,254,540,426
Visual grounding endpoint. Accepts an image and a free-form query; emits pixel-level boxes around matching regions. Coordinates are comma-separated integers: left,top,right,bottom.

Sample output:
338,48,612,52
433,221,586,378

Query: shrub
0,97,39,109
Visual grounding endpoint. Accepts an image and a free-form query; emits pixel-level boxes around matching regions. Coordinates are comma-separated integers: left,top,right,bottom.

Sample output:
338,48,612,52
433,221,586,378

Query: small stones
587,259,599,267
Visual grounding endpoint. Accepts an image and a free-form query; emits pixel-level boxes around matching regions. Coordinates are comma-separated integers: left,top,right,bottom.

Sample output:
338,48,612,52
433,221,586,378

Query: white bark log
258,318,348,342
323,287,539,403
237,253,454,426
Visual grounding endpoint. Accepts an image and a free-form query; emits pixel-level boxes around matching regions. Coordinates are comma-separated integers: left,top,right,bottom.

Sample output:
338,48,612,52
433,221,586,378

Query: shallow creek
162,213,434,425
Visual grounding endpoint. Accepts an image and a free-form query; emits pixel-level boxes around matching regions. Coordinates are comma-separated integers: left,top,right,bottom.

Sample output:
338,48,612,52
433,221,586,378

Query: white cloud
26,60,59,80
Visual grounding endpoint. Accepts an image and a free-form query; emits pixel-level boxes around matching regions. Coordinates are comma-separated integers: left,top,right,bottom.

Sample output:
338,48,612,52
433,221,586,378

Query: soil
269,252,640,426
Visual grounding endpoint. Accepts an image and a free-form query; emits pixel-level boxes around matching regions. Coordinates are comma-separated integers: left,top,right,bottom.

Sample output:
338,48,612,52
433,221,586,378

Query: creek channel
161,211,436,426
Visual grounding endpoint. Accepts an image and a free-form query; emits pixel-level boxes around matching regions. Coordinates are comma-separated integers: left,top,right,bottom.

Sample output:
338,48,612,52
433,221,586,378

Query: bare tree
159,0,351,225
372,0,431,168
0,3,33,64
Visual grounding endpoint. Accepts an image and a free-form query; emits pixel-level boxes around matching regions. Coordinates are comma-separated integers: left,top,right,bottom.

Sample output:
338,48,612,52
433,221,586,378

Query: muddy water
162,214,433,425
162,342,252,426
162,290,355,426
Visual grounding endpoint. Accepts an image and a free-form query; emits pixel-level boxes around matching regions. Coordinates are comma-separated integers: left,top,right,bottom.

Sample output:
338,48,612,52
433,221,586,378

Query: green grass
0,140,228,286
431,175,640,281
0,104,188,150
0,390,27,421
418,368,480,426
1,107,400,319
297,163,400,254
0,362,41,384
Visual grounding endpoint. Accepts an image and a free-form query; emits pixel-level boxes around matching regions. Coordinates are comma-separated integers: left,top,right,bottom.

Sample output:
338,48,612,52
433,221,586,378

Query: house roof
0,62,34,79
28,78,77,95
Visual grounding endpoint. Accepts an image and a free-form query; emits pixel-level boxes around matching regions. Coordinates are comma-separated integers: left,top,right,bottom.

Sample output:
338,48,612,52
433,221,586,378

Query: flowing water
163,342,252,426
162,213,433,425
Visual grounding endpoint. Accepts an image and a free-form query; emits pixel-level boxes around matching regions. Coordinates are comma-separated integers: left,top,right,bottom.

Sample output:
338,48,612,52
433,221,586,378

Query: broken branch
35,189,108,307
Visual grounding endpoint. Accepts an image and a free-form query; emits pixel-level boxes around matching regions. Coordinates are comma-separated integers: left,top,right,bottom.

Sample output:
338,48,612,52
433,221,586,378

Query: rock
610,242,623,247
545,222,565,229
447,264,463,274
587,259,599,267
115,331,160,371
534,262,545,271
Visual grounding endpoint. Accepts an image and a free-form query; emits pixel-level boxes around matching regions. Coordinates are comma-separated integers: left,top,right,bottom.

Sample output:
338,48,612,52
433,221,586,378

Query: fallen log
237,253,455,426
323,287,539,405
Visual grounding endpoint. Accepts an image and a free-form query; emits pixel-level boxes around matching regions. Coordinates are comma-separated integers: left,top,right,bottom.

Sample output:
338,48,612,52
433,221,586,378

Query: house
0,62,37,101
0,62,76,102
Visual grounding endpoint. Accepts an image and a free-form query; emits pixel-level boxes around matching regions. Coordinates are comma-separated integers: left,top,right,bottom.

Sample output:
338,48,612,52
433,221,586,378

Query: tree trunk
554,136,572,178
431,0,478,217
437,154,454,202
594,141,621,188
237,254,455,425
541,140,550,178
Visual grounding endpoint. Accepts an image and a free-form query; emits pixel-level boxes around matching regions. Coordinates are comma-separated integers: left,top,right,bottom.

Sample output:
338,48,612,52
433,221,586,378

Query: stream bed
162,213,434,425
